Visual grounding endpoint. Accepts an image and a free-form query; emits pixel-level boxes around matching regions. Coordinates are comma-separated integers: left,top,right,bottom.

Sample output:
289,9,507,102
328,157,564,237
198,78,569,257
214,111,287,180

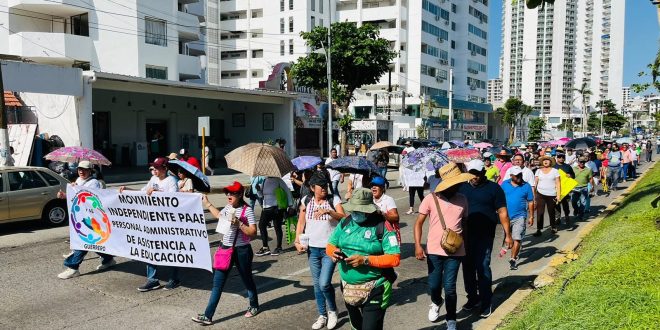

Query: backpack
340,215,399,283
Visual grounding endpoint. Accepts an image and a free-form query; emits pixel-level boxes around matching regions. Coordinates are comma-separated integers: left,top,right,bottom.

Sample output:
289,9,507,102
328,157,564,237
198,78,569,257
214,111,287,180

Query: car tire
43,200,68,226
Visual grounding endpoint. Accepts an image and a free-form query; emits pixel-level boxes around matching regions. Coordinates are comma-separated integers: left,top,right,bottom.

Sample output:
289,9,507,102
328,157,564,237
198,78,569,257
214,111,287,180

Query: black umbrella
565,138,597,150
167,160,211,193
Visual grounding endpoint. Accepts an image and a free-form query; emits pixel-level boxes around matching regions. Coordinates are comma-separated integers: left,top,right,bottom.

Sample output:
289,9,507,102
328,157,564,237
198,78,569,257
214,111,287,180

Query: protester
204,146,214,175
256,176,294,256
426,167,442,193
177,169,194,192
93,166,107,188
501,166,534,270
630,146,638,179
646,140,653,162
620,144,633,182
533,155,561,236
376,149,390,178
246,176,265,210
326,188,400,330
565,148,577,166
494,150,513,185
294,173,345,330
371,176,400,225
119,157,180,291
414,162,473,330
606,145,623,191
325,148,343,200
572,157,595,220
554,153,574,226
193,182,259,325
402,164,426,215
483,153,499,182
57,160,116,279
460,159,513,317
503,154,535,187
179,149,201,170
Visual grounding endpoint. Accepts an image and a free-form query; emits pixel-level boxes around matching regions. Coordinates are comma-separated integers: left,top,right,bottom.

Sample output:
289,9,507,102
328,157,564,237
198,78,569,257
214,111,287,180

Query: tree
596,100,627,134
291,22,396,155
528,117,545,141
496,98,533,144
522,0,556,10
587,112,600,132
574,81,593,133
631,48,660,94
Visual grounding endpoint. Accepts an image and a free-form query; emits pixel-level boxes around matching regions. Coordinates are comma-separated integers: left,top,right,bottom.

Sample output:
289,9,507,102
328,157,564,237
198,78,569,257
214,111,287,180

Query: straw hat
167,152,178,160
342,188,378,214
495,149,512,158
434,162,476,192
538,155,556,167
77,160,93,169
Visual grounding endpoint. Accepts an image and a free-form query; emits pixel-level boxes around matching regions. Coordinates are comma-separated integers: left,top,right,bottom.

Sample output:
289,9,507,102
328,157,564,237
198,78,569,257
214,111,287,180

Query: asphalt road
0,160,653,330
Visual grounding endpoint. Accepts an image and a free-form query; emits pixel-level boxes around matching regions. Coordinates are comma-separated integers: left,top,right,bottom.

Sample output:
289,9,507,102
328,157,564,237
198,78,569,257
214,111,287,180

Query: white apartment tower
622,86,630,106
488,78,503,104
500,0,625,129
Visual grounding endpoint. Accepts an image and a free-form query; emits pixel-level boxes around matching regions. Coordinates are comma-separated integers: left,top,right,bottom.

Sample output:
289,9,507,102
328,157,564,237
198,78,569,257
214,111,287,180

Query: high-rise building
500,0,625,130
622,86,631,106
488,78,503,104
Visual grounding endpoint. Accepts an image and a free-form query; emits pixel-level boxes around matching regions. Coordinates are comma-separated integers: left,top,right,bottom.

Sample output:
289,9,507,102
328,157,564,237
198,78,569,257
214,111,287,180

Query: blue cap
370,176,386,187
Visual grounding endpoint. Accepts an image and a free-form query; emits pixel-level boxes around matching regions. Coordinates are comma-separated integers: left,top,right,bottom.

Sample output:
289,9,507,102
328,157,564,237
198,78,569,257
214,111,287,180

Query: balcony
178,54,201,81
9,32,91,65
8,0,88,16
177,10,200,41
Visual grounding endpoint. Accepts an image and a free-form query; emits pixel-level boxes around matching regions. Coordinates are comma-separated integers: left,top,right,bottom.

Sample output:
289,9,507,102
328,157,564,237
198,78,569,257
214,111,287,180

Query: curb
479,161,658,330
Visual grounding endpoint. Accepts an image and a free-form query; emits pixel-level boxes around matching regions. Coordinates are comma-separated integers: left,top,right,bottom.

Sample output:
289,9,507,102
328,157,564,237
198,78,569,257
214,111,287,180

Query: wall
19,92,81,146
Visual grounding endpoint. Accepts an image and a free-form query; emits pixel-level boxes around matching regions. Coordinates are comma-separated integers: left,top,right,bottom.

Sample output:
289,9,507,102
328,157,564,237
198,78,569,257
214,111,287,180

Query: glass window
39,171,61,186
71,13,89,37
281,0,285,11
146,65,168,79
280,18,285,33
145,17,167,46
280,40,285,55
8,171,47,191
289,39,294,54
319,0,323,14
289,17,294,32
311,0,315,11
311,16,315,28
0,173,3,192
289,0,294,10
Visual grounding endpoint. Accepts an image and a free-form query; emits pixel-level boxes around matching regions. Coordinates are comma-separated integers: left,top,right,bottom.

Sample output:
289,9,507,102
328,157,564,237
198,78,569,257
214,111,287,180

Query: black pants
536,194,557,231
555,196,570,222
345,284,387,330
259,207,283,249
408,186,424,208
462,217,496,307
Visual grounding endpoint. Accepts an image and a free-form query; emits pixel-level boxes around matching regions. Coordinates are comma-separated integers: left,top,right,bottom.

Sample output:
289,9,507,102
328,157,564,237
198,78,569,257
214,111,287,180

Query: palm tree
574,82,593,134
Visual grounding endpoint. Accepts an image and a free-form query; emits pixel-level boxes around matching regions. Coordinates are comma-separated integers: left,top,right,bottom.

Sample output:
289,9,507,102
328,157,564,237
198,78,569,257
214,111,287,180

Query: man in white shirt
325,148,343,199
255,176,294,257
565,148,577,166
503,154,535,189
58,160,117,279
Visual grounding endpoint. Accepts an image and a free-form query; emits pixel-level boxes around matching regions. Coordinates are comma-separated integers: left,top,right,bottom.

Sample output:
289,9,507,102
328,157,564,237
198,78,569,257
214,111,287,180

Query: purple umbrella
291,156,322,171
326,156,378,174
44,146,111,166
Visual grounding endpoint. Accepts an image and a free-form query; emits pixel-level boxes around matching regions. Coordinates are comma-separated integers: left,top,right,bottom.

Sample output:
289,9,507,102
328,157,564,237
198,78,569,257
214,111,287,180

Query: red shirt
185,156,201,170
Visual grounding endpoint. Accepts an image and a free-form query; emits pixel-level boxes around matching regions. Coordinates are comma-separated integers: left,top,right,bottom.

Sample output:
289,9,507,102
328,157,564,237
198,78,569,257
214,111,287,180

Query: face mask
351,212,368,224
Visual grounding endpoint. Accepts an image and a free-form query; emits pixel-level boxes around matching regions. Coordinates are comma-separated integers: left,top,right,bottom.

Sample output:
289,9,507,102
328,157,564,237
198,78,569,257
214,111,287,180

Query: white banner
66,186,212,272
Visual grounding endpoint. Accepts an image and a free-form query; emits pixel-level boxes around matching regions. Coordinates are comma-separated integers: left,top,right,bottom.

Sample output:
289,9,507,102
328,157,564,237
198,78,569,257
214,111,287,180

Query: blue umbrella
402,148,450,171
168,160,210,192
326,156,378,174
450,140,465,148
291,156,322,171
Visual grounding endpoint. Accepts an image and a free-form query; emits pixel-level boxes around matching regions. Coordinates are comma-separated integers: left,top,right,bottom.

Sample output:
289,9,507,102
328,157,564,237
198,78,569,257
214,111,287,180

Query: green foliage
337,114,353,132
596,100,627,133
290,22,397,112
518,0,556,10
587,112,600,132
631,48,660,94
528,118,546,141
416,124,428,139
496,98,533,144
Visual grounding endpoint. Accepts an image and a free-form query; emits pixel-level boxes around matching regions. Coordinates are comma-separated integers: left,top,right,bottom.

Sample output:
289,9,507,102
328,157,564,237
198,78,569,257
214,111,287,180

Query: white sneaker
96,259,117,271
446,320,457,330
428,303,441,322
311,315,327,330
327,311,338,330
57,268,80,279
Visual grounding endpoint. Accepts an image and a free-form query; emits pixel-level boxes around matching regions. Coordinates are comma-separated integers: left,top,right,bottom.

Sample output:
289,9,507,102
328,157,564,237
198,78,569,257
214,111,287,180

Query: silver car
0,166,69,226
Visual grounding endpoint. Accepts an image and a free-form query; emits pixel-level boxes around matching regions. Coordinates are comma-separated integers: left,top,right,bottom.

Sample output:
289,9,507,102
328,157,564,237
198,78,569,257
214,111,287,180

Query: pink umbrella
549,139,570,146
44,146,112,166
473,142,493,149
443,148,481,163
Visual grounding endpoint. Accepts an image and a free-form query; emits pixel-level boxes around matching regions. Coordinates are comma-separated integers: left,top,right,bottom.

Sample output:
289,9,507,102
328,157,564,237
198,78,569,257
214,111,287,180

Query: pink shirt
498,162,513,185
621,149,632,164
418,192,469,256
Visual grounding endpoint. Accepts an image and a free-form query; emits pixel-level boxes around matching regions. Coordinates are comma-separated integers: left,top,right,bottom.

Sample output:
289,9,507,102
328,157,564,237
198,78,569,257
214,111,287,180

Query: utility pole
387,68,392,120
326,1,332,157
448,68,453,141
0,62,14,166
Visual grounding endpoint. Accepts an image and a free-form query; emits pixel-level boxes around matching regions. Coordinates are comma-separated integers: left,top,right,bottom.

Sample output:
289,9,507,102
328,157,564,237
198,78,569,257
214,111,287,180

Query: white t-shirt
348,174,363,190
565,153,577,165
325,157,342,182
178,178,193,192
261,177,293,208
535,168,560,197
503,167,536,186
403,167,426,187
142,175,178,193
302,195,342,248
76,177,101,189
219,205,256,247
374,194,396,213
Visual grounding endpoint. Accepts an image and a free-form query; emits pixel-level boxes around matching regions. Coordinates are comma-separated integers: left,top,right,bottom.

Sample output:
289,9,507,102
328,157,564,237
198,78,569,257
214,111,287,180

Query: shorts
510,217,526,241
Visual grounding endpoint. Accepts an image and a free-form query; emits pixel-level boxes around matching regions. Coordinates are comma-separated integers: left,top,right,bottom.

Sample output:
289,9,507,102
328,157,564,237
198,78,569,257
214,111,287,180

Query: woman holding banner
192,182,260,325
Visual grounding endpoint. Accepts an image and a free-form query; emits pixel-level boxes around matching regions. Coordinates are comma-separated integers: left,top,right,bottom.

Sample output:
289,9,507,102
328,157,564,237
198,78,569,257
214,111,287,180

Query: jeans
63,250,113,270
259,206,283,249
631,161,638,178
344,283,388,330
308,247,337,316
585,183,593,212
607,166,620,190
378,166,387,179
621,163,629,181
647,150,652,162
408,186,424,208
331,180,341,201
204,245,258,319
427,255,462,321
146,264,179,284
571,187,589,219
536,194,557,231
462,216,496,307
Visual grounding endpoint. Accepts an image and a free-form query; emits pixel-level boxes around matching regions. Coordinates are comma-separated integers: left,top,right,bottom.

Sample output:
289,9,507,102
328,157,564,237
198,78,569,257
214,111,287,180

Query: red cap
223,181,245,194
149,157,168,169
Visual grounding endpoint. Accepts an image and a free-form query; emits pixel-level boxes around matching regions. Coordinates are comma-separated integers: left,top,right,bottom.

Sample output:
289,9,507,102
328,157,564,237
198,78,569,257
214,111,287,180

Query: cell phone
335,250,347,259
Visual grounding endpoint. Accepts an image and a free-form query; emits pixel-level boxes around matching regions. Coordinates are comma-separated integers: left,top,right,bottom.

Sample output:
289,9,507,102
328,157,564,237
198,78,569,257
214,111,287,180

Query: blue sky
488,0,659,93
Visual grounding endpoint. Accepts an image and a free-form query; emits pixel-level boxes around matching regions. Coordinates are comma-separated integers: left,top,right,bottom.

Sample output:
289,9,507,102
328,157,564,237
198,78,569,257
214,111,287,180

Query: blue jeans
308,247,337,316
146,264,180,284
64,250,113,270
331,180,341,201
427,255,462,321
571,187,589,219
621,163,629,181
585,183,592,212
204,244,258,319
462,217,496,307
378,166,387,179
607,166,620,190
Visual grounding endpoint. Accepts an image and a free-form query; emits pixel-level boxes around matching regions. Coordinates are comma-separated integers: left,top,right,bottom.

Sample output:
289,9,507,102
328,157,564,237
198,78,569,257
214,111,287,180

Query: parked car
0,166,70,226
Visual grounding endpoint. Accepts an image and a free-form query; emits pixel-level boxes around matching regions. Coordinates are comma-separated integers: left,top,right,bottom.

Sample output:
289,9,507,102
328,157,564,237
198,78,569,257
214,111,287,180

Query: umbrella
225,143,295,177
509,141,525,148
441,142,452,150
473,142,493,149
450,140,465,148
44,146,111,166
291,156,322,171
370,141,394,150
402,148,449,172
616,137,633,145
549,139,570,146
167,160,210,192
565,137,597,150
443,148,481,163
326,156,378,174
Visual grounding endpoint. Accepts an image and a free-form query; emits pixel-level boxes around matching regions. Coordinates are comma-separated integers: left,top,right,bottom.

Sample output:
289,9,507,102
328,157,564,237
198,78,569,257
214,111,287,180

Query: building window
311,16,315,28
311,0,315,11
319,18,323,27
280,18,285,33
145,17,167,46
289,17,294,32
422,21,449,40
289,39,294,54
319,0,323,14
289,0,294,10
451,3,456,13
70,13,89,37
451,40,455,49
280,0,285,11
280,40,285,56
451,22,456,31
146,65,167,79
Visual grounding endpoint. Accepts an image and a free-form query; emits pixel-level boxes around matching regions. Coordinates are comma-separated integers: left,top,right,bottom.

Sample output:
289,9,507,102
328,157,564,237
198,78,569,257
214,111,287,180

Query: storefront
425,96,492,141
347,119,393,155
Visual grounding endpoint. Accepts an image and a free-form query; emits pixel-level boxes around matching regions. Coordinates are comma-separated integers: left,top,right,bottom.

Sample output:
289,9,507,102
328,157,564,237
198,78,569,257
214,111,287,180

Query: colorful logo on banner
70,191,112,245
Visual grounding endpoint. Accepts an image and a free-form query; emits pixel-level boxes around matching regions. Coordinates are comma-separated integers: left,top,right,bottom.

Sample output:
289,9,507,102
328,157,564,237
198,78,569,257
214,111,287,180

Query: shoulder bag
432,193,463,254
213,206,247,271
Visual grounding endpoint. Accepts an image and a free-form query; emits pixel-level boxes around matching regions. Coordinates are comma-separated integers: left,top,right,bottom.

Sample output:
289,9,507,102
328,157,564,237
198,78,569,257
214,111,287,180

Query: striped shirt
219,205,255,247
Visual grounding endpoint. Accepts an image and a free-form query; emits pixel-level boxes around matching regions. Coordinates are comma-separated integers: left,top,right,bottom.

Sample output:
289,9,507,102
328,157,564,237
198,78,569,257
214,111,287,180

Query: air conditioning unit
437,37,444,43
471,51,477,56
436,77,444,83
435,15,440,21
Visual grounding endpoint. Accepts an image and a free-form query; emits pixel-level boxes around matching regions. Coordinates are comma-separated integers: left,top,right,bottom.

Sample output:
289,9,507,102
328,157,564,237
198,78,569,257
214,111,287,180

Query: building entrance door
146,120,168,160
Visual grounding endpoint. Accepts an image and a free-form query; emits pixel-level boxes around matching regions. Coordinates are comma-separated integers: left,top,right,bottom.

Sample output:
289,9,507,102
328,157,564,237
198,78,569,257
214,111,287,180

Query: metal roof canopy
430,96,493,113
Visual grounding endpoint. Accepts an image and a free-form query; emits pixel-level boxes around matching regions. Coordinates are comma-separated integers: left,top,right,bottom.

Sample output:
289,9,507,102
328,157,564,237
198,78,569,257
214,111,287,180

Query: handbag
432,194,463,254
341,279,377,306
213,206,247,271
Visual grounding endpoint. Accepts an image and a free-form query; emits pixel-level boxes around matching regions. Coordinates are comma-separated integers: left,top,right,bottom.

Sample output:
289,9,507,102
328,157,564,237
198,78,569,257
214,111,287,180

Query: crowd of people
53,136,654,330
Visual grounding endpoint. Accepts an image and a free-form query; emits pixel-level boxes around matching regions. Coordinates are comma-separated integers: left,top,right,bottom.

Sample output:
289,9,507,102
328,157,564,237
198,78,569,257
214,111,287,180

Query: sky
488,0,660,94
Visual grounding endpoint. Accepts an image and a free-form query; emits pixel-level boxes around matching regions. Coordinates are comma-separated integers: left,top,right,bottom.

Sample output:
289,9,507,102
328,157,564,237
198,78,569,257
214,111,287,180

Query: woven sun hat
539,155,556,167
434,162,476,192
